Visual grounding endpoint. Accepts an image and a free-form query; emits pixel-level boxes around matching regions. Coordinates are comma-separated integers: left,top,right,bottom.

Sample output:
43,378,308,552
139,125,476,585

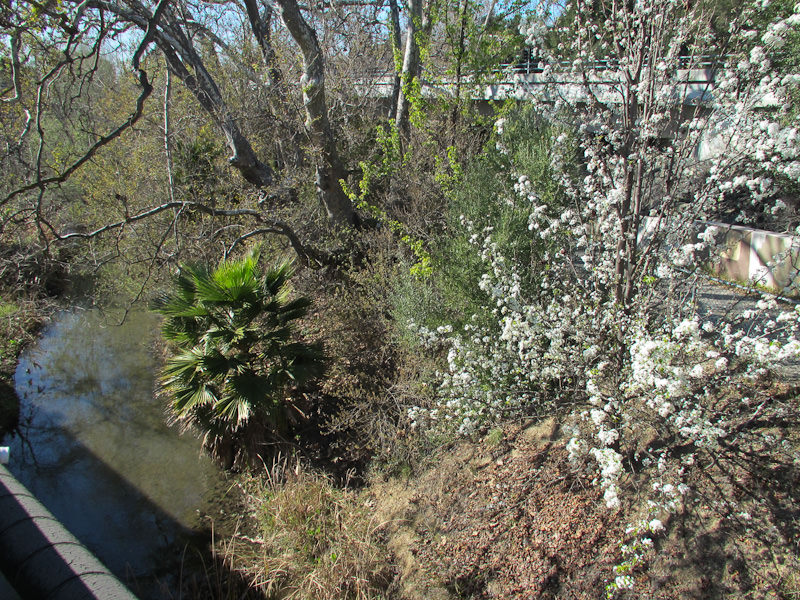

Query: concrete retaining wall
641,217,800,295
703,222,800,295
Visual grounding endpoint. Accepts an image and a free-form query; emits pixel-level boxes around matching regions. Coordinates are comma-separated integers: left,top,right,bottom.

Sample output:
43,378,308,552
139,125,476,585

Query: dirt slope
367,399,800,600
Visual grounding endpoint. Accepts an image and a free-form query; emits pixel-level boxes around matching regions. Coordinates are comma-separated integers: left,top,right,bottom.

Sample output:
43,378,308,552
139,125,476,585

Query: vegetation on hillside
2,0,800,597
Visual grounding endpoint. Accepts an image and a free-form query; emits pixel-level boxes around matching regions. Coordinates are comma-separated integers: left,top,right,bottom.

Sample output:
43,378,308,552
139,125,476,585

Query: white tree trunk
275,0,357,228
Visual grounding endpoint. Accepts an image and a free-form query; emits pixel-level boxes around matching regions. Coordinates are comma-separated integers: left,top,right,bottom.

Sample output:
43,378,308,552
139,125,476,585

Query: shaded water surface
4,309,224,596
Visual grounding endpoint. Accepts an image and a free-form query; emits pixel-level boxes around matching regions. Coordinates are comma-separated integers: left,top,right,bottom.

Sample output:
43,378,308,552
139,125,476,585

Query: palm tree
151,248,324,468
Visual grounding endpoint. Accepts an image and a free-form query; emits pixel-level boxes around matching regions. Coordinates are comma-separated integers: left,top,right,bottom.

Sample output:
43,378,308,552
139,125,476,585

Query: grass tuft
223,457,397,600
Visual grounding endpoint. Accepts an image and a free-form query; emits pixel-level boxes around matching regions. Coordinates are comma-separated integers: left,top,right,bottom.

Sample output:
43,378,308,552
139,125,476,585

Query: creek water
3,308,224,597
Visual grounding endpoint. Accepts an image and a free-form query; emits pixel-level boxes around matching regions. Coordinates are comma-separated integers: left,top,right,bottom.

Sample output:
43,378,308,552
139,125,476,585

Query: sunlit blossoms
408,0,800,595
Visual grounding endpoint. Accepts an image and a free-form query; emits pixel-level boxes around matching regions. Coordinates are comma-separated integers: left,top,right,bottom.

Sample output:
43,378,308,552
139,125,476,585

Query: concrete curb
0,464,138,600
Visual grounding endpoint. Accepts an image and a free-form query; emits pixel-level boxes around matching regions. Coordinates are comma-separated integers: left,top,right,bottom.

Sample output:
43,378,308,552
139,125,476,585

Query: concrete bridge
359,56,731,105
358,56,778,161
358,59,797,294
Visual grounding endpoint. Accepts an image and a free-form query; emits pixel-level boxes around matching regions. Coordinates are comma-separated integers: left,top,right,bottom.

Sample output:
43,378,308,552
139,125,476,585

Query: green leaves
151,248,324,466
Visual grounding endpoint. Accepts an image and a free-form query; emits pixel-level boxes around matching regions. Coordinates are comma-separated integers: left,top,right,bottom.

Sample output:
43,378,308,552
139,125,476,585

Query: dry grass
222,456,397,600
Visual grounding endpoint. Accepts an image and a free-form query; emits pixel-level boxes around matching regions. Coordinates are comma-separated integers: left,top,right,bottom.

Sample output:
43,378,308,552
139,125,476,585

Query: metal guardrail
360,55,724,94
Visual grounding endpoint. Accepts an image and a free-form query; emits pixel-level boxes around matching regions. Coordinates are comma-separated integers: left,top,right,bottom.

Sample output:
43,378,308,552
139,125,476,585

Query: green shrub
0,297,45,437
151,248,324,469
392,104,573,335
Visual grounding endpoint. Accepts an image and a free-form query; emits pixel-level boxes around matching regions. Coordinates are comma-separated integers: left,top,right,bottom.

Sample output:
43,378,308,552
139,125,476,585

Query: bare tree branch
91,0,276,188
388,0,402,119
243,0,284,87
131,0,170,71
0,67,154,208
1,30,24,103
395,0,432,140
43,200,328,266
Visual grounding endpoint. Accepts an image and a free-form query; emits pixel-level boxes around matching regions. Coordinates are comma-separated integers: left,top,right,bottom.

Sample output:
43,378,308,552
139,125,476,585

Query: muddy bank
0,300,45,437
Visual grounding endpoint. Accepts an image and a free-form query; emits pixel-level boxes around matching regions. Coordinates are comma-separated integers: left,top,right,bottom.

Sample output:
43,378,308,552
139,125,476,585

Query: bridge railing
498,54,727,74
360,55,727,88
0,464,138,599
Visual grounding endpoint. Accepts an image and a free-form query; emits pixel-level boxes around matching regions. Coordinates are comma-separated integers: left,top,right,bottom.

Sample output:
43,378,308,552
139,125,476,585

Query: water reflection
4,309,224,595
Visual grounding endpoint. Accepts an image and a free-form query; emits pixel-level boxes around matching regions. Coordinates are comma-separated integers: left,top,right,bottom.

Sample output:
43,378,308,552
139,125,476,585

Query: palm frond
162,348,206,380
261,258,295,296
152,249,324,468
171,383,218,416
217,371,270,425
276,297,312,323
212,254,261,302
192,270,233,304
160,318,203,346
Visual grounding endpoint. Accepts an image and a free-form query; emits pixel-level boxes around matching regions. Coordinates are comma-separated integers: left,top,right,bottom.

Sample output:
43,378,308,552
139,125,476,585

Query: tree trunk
388,0,403,121
243,0,283,89
136,2,275,191
160,47,274,188
451,0,470,128
89,0,275,189
395,0,423,140
275,0,357,228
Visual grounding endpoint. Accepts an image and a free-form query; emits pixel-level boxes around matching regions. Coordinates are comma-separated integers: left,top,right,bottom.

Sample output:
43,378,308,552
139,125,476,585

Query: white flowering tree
406,0,800,593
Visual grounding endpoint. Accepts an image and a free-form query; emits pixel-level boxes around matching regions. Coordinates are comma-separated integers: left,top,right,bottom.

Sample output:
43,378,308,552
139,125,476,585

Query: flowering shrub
399,108,573,334
405,0,800,593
